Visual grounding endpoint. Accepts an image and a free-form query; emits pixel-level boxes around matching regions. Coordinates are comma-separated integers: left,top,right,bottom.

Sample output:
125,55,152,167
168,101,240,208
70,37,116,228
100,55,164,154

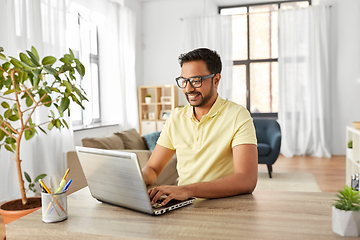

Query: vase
332,206,360,237
0,197,41,225
145,97,151,104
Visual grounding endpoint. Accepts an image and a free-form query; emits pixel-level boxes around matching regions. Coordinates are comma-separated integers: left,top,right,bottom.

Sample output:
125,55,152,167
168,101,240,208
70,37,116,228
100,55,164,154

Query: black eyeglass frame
175,73,216,89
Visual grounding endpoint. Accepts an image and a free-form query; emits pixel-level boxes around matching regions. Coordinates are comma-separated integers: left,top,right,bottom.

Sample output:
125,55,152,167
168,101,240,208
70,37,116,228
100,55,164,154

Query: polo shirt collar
185,95,224,119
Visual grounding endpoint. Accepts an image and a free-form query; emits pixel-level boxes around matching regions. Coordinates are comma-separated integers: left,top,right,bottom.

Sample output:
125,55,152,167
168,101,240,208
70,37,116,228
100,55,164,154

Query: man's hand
148,185,190,206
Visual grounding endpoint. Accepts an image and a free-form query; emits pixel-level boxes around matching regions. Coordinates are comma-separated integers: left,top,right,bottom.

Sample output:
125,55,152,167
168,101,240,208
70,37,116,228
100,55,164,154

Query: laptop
75,146,195,215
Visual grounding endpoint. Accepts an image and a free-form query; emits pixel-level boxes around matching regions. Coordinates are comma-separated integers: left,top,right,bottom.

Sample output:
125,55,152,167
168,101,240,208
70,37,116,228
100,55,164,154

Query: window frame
219,0,311,119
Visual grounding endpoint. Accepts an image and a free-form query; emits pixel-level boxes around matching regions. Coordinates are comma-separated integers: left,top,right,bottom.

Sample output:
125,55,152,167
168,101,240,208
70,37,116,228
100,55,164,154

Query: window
66,4,101,127
220,1,310,118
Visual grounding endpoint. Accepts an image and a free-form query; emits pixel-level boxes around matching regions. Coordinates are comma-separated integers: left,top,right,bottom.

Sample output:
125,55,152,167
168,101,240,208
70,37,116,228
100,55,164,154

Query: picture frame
160,110,171,120
160,96,171,103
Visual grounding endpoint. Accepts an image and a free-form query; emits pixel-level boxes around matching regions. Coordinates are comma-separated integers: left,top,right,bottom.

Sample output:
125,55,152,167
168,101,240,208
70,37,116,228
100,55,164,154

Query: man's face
180,60,218,108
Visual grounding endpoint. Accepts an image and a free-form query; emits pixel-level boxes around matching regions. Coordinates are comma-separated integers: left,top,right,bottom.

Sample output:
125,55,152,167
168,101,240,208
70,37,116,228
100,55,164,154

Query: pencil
40,180,66,213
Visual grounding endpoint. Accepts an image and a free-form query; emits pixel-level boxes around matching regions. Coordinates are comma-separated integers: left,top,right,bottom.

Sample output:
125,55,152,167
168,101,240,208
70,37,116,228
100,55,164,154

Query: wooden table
6,187,343,239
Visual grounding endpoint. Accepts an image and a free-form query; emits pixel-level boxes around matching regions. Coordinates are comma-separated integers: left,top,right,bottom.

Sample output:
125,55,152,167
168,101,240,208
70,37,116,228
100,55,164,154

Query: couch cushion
257,143,271,156
115,129,148,150
82,134,125,149
143,131,161,151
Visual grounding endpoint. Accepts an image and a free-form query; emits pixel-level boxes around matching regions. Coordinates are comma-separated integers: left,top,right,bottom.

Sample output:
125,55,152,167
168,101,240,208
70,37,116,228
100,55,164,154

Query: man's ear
214,73,221,87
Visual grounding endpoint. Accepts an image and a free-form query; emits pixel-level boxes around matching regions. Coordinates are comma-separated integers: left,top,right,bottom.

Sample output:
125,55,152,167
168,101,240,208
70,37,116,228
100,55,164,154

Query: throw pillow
115,129,148,150
143,131,161,151
82,134,125,149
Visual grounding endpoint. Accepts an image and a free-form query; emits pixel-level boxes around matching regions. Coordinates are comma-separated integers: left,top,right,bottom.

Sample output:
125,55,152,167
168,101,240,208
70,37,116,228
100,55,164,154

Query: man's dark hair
178,48,222,74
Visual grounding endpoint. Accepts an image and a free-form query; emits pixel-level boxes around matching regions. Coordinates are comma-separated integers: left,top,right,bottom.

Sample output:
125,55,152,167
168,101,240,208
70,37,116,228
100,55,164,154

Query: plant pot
0,197,41,225
347,148,354,160
145,97,151,104
332,206,360,237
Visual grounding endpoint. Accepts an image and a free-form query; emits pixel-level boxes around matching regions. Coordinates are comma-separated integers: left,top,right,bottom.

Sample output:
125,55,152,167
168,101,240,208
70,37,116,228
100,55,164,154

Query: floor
258,154,346,193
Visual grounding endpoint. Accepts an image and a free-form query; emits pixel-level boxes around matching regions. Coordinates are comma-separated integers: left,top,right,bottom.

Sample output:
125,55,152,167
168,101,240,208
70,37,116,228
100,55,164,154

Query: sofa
66,129,178,194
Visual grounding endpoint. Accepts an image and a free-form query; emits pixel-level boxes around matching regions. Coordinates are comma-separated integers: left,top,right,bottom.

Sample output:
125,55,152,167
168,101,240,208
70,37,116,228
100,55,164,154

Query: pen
40,180,66,212
55,168,70,193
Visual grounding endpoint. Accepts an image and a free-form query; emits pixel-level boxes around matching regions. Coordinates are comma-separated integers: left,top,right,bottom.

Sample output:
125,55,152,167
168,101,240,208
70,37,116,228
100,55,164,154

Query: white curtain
183,15,233,101
0,0,72,202
0,0,138,202
278,5,331,158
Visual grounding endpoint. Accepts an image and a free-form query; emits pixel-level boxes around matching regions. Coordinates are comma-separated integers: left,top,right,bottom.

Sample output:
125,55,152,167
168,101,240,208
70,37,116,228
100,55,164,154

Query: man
142,48,258,206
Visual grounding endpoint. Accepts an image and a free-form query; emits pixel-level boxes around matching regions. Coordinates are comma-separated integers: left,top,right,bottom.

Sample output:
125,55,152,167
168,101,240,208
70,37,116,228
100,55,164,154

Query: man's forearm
182,172,257,199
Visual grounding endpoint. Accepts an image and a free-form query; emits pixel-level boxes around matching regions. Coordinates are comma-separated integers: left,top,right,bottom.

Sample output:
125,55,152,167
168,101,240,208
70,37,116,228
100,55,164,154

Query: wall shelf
346,126,360,186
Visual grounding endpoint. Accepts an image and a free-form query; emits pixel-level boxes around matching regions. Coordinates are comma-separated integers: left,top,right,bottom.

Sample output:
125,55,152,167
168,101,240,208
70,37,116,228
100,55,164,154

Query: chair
253,118,281,178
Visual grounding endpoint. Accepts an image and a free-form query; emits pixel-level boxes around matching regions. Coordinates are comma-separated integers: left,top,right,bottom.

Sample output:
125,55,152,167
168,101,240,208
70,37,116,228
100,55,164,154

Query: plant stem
9,69,27,205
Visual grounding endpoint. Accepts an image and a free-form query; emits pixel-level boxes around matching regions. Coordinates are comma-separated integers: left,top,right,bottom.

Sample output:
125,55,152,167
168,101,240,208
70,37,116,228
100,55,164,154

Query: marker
55,168,70,193
40,180,66,213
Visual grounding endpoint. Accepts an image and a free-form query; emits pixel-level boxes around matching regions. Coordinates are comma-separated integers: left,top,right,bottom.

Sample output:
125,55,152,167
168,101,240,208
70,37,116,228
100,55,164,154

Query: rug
255,172,322,192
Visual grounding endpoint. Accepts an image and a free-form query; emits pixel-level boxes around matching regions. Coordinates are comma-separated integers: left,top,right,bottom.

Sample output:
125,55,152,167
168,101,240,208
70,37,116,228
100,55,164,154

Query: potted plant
347,140,353,160
0,46,87,224
145,94,151,104
332,185,360,236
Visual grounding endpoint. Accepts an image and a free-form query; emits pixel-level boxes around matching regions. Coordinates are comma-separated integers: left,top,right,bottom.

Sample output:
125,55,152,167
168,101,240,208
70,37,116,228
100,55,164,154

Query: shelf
138,85,178,135
346,126,360,187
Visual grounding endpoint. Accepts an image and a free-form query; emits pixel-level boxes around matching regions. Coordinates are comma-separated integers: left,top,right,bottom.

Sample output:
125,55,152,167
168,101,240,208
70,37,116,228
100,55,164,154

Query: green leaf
48,121,54,130
1,101,10,109
9,115,19,121
41,95,52,107
3,62,10,71
0,130,5,141
55,119,62,129
69,48,75,59
4,109,12,118
19,52,32,66
26,50,41,67
44,86,52,94
26,97,33,107
10,58,23,68
62,80,73,92
4,144,14,153
75,59,85,77
50,110,55,118
19,61,36,70
59,98,70,114
62,119,69,129
0,53,8,62
24,172,32,183
25,129,36,140
42,56,56,66
38,126,47,134
43,65,58,75
31,46,40,61
4,88,20,95
34,174,47,183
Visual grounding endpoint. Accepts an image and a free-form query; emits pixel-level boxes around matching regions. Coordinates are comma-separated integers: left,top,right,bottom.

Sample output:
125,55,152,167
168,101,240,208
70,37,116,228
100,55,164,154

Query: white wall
140,0,360,155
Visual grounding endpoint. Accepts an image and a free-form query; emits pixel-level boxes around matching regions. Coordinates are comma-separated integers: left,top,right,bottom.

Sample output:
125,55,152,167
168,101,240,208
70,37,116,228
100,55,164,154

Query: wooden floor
258,154,346,193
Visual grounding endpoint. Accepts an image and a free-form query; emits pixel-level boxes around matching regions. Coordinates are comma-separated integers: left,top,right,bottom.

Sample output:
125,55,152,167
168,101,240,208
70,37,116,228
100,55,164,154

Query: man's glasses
175,74,215,89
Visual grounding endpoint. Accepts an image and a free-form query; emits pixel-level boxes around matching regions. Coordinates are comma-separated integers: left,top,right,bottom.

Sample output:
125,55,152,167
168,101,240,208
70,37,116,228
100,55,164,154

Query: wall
140,0,360,155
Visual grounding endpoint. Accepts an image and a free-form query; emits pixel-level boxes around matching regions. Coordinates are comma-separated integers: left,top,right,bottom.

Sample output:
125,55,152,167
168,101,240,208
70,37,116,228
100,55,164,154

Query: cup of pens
39,169,72,223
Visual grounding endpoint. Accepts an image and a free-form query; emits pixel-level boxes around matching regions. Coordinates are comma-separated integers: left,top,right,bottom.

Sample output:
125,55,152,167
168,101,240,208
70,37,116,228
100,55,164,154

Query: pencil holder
41,191,68,223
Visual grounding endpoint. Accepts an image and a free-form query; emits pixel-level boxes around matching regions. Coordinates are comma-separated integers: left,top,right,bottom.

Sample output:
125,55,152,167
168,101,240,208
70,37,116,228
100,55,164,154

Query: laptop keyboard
152,196,181,209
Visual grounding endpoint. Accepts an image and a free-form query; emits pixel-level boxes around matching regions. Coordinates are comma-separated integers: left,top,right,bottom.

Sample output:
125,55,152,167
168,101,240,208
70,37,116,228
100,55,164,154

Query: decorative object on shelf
160,96,171,103
0,46,87,223
145,94,151,104
160,110,171,120
353,122,360,130
332,185,360,237
148,112,155,120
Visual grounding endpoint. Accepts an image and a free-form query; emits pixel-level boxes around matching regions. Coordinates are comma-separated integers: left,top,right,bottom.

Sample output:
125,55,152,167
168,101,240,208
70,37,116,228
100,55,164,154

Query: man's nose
184,81,195,92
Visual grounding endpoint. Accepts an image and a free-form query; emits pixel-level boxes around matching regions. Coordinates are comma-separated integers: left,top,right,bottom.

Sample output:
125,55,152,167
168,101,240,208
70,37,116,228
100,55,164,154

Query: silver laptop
75,146,195,215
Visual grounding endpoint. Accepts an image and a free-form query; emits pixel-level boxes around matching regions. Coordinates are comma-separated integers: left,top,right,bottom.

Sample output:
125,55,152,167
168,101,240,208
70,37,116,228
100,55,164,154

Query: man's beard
185,81,214,107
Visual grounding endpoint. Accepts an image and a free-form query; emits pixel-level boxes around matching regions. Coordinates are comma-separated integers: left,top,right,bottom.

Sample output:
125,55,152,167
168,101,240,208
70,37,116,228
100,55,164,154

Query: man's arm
148,144,258,205
142,144,176,185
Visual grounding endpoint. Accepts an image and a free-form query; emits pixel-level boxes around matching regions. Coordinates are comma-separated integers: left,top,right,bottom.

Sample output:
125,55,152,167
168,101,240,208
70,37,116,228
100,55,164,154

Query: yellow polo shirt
157,96,257,186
